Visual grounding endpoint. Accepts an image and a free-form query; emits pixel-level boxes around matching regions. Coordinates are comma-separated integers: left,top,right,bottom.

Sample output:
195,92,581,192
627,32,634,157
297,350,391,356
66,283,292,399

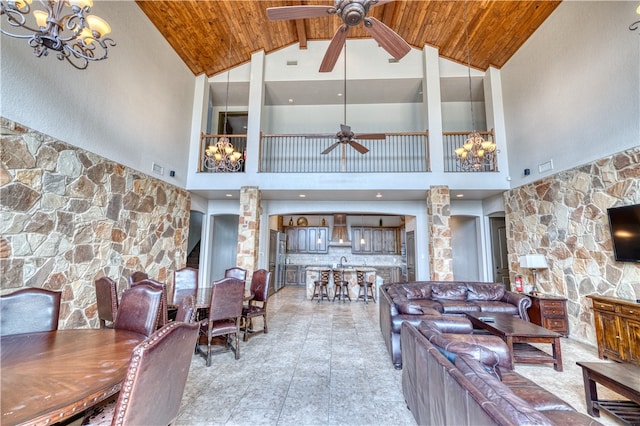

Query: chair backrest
0,288,61,336
356,270,371,285
173,267,198,306
224,267,247,282
250,269,272,302
332,269,345,283
128,271,149,285
114,284,162,337
111,321,199,426
174,295,196,323
94,276,118,328
208,278,244,322
318,269,331,283
130,279,168,328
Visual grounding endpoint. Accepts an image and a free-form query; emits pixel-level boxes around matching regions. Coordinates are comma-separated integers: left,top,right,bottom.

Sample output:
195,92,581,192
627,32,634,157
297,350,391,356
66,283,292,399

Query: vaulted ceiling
136,0,561,77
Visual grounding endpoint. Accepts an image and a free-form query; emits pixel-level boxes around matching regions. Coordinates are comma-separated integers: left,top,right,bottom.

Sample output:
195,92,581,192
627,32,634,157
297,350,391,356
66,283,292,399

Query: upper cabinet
351,227,400,254
285,227,328,254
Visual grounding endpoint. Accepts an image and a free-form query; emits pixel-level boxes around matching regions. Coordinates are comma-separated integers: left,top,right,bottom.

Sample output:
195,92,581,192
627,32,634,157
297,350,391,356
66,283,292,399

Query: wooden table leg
506,335,515,369
552,337,563,371
581,366,600,417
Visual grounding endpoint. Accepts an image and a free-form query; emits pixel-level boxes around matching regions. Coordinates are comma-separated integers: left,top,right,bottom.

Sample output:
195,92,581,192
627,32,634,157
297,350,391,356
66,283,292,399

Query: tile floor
176,286,621,426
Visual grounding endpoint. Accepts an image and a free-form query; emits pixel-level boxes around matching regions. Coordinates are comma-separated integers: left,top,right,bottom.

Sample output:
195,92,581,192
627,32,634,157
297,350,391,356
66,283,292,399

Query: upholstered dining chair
130,279,168,328
198,277,245,367
175,295,196,323
114,284,162,337
332,269,351,302
128,271,149,285
94,277,119,328
224,267,247,282
0,288,62,336
312,269,331,302
356,270,376,303
82,321,199,426
241,269,272,341
170,267,198,321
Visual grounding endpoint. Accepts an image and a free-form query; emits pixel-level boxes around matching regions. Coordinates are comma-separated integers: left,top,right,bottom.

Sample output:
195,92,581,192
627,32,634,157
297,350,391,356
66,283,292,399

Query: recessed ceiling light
226,193,233,197
337,93,343,97
288,98,294,103
376,192,382,198
456,194,464,198
299,194,306,198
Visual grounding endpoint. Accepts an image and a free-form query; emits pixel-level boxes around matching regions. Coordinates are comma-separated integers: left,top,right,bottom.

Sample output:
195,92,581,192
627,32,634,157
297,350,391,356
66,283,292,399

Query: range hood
329,213,351,246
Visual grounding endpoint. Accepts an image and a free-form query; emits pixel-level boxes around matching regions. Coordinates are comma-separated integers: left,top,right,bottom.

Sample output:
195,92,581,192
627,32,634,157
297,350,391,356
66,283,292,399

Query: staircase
186,241,200,269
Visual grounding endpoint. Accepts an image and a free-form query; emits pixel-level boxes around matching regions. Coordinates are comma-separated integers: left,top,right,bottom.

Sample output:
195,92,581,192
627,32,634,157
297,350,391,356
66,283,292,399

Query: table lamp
519,254,548,295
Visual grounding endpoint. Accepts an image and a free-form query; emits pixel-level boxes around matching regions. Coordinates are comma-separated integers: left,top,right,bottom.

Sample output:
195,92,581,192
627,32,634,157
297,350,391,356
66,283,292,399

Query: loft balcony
197,130,496,174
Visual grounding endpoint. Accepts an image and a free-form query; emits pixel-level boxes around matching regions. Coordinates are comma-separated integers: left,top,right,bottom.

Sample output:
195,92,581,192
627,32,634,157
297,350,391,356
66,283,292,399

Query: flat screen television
607,204,640,263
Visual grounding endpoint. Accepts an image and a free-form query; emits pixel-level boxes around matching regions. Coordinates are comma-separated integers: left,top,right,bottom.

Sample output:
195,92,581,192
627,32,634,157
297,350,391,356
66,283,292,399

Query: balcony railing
198,129,497,173
259,132,430,173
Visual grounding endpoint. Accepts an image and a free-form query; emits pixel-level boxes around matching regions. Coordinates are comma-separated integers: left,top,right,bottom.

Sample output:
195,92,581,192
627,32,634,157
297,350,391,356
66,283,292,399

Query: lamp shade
519,254,548,269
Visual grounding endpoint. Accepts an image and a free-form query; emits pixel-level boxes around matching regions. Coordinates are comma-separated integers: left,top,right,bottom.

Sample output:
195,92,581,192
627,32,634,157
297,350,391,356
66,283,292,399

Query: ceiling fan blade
267,6,333,21
319,25,349,72
355,133,386,140
363,16,411,60
321,142,341,154
348,141,370,154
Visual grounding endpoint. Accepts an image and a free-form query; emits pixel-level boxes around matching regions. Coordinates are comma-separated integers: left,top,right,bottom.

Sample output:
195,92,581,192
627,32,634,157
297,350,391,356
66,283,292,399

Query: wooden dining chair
94,277,119,328
198,277,245,367
128,271,148,285
224,267,247,282
130,278,169,329
82,321,199,426
241,269,272,342
174,295,196,323
0,288,61,336
114,284,162,337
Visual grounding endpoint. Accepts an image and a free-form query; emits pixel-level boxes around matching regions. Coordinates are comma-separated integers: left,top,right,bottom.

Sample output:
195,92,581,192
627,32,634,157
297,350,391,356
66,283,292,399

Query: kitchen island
305,266,377,300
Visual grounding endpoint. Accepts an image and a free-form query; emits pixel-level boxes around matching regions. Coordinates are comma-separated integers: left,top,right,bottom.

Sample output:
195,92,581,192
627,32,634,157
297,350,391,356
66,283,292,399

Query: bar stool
332,269,351,302
356,270,375,304
312,269,330,302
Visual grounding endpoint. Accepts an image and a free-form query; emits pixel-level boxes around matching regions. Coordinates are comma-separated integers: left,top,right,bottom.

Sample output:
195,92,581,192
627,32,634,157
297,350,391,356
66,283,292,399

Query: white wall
502,1,639,187
0,1,195,187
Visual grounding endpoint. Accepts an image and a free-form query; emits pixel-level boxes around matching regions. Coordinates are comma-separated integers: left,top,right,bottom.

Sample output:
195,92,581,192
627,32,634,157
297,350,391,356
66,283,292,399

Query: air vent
388,58,399,63
286,60,298,66
152,162,164,176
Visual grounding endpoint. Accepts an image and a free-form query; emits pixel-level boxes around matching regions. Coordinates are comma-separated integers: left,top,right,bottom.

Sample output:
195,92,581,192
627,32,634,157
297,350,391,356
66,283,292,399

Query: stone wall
504,147,640,345
237,186,260,285
427,185,453,281
0,118,190,329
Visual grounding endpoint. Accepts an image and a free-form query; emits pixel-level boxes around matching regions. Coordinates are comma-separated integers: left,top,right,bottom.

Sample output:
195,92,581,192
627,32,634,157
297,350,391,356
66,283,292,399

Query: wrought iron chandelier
454,2,497,172
202,20,244,173
0,0,114,70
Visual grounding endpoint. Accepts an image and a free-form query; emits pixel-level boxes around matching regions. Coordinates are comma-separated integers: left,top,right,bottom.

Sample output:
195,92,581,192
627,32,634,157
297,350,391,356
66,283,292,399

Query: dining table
1,328,145,426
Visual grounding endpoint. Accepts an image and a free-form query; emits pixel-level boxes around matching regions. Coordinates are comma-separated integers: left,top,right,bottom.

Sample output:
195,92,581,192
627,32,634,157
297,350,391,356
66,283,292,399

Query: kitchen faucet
339,256,348,268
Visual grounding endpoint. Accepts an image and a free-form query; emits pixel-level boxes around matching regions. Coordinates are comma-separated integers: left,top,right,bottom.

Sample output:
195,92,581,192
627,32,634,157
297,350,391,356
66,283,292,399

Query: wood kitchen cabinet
352,227,399,254
285,265,307,286
527,294,569,336
588,295,640,366
285,227,328,254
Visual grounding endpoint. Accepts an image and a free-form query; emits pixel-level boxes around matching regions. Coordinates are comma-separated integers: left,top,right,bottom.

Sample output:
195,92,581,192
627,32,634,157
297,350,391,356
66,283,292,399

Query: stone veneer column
427,186,453,281
237,186,260,281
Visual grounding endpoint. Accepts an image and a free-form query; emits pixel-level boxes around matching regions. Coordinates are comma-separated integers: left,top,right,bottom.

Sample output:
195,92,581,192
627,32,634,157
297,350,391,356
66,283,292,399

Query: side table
527,293,569,337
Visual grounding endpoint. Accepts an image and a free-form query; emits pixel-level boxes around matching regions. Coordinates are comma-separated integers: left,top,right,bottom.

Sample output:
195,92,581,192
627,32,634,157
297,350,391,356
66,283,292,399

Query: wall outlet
152,162,164,176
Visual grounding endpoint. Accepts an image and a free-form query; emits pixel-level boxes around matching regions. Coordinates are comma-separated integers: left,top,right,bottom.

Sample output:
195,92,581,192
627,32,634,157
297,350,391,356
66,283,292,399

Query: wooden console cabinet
588,295,640,367
527,294,569,336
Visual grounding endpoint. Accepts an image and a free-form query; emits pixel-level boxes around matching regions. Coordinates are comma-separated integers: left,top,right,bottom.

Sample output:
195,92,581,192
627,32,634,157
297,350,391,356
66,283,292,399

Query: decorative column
237,186,260,281
427,185,453,281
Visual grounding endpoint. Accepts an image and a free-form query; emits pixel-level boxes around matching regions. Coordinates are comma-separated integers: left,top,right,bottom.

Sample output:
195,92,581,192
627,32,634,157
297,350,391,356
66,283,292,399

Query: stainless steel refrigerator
269,230,286,295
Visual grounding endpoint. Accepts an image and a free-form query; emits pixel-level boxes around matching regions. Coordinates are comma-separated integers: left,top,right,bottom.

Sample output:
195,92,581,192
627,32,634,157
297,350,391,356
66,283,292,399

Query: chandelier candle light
0,0,114,69
454,2,497,171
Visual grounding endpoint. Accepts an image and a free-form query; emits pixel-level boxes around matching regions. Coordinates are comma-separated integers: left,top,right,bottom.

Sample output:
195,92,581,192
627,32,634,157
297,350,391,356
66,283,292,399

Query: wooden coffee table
576,361,640,425
465,312,563,371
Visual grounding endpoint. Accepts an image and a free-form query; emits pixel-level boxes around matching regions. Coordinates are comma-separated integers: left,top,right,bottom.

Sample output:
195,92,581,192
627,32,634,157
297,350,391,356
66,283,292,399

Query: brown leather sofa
380,281,531,368
401,320,601,425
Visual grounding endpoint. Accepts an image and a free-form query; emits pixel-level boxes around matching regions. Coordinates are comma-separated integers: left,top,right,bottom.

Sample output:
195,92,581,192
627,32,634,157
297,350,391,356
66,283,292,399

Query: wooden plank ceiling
136,0,561,77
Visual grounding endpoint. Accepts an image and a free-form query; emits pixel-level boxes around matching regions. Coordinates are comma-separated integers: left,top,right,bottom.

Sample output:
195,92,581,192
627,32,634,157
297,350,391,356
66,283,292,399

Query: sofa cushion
455,354,555,425
466,282,505,301
397,299,424,314
437,300,481,314
442,332,513,370
500,371,576,411
474,300,519,315
412,299,444,313
431,283,468,301
402,284,432,300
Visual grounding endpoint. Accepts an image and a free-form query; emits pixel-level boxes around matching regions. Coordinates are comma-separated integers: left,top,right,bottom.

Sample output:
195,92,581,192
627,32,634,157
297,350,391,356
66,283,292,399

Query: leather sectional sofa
401,320,601,425
379,281,532,368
